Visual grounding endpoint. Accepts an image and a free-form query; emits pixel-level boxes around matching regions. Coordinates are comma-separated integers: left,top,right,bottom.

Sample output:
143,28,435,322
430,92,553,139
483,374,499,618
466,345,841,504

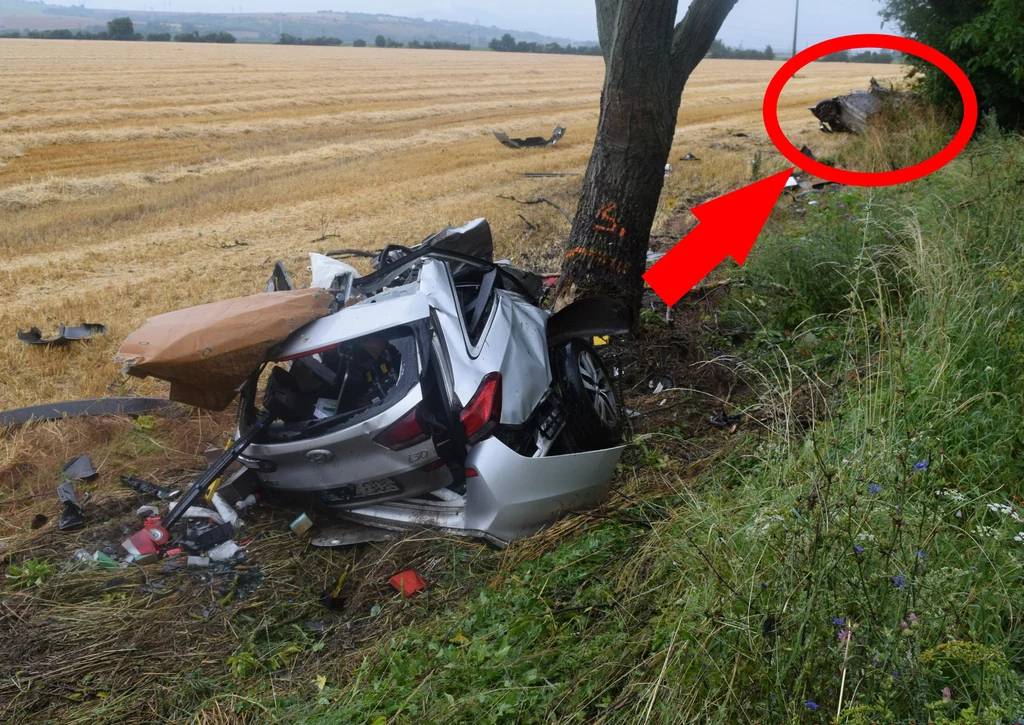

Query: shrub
352,38,366,47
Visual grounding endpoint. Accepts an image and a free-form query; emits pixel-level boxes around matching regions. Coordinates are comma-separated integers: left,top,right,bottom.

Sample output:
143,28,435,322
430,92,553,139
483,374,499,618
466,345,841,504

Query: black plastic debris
63,454,97,481
524,172,577,178
799,145,817,160
120,475,181,501
184,520,234,553
681,152,700,161
31,513,48,530
0,397,177,427
56,480,85,531
492,125,565,149
709,412,744,428
17,323,107,346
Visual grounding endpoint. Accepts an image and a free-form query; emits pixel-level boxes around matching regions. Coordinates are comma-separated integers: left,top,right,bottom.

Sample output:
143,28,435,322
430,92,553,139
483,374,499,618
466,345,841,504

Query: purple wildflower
854,545,865,553
900,620,909,630
942,686,952,702
893,573,906,590
839,629,850,641
869,484,883,495
833,617,845,625
917,550,927,558
908,612,918,623
914,460,928,472
805,700,819,711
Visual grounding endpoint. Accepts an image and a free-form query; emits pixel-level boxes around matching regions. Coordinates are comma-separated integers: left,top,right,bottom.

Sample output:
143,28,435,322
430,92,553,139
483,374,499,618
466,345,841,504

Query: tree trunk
556,0,737,317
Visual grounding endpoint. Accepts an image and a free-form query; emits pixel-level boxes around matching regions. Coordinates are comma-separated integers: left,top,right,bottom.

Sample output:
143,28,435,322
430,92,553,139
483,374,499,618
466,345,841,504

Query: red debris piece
389,569,427,597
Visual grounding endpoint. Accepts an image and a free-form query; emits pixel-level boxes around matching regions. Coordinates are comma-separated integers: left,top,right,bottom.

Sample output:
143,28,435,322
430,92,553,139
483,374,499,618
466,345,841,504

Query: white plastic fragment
167,501,224,524
207,540,240,561
211,492,242,528
309,253,359,296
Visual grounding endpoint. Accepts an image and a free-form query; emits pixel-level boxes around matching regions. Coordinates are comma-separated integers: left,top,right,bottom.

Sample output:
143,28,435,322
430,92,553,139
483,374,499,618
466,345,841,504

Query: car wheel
551,338,623,450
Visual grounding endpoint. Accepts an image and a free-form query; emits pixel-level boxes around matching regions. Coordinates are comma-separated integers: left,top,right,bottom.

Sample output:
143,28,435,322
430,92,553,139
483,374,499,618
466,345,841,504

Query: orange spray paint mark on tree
593,201,627,238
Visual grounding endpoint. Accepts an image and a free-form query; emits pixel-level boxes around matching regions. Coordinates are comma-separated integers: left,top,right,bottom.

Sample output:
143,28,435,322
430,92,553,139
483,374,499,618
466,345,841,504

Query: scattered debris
63,454,97,481
709,412,744,428
265,260,295,292
290,513,313,536
136,504,160,518
207,539,241,562
799,145,817,160
185,520,234,553
321,568,349,610
785,175,800,190
524,172,577,178
30,513,48,529
647,374,675,395
17,323,107,346
0,397,177,427
810,78,914,134
496,194,572,224
492,125,565,149
56,480,85,531
312,523,395,548
120,474,180,501
187,556,210,567
664,163,673,175
732,131,749,138
681,152,700,161
390,568,428,597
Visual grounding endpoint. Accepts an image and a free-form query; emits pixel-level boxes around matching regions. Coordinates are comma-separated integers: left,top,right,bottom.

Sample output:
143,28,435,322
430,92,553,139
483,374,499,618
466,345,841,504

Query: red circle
763,34,978,187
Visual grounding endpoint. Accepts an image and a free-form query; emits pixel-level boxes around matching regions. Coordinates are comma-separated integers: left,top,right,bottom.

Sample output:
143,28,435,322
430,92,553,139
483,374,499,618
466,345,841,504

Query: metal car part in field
339,436,625,546
492,125,566,149
18,323,107,346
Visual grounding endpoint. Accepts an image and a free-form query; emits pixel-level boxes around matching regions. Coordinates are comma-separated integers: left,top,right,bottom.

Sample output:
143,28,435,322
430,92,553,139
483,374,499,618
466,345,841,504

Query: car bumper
339,436,624,546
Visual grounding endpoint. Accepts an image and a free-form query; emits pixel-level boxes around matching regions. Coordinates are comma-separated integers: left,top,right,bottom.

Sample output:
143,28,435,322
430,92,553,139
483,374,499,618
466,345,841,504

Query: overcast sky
75,0,890,46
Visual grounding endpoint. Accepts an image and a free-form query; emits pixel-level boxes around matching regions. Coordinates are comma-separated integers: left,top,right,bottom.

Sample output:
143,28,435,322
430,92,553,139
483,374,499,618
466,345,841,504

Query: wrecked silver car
235,219,627,545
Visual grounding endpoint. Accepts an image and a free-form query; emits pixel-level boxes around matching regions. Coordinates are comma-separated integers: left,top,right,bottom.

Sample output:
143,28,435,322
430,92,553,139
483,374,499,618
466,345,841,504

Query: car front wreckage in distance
116,218,629,546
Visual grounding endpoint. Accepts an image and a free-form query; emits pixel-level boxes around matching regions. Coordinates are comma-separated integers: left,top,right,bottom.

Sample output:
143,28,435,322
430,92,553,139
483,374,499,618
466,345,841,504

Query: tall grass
296,122,1024,724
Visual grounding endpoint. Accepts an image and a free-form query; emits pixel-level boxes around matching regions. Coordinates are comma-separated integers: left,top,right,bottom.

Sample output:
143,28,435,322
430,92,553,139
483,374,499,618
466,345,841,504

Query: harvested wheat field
0,39,892,410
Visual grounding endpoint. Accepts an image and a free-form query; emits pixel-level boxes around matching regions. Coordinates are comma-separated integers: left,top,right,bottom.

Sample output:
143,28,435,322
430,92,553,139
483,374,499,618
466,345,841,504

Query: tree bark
556,0,737,317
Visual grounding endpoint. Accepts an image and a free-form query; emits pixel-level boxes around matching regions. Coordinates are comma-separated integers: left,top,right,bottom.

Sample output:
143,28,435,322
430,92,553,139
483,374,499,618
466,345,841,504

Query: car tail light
374,406,429,450
461,372,502,444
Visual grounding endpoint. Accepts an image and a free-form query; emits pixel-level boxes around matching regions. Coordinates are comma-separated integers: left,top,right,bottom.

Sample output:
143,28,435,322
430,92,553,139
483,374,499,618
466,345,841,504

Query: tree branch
497,195,572,224
670,0,739,91
595,0,623,65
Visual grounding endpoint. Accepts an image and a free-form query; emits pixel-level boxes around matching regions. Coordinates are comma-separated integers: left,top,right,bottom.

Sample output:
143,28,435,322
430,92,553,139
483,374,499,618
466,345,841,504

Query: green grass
289,120,1024,723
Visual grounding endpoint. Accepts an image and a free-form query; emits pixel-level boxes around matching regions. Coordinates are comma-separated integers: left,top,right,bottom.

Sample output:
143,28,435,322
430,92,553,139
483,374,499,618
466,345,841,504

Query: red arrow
643,168,794,306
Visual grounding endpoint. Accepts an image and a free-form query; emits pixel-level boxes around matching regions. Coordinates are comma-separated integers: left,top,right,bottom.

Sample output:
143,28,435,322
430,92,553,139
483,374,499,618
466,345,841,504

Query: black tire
550,338,623,451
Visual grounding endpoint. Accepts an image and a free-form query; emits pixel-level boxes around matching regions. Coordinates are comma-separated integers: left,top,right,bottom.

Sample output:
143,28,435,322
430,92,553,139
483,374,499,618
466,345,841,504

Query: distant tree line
2,17,235,43
820,50,898,64
278,33,342,46
706,38,775,60
407,39,469,50
488,33,601,55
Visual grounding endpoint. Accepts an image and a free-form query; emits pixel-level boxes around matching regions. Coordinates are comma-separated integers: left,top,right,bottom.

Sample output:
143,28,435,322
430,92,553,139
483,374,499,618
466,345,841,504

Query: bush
1,29,21,38
374,34,385,48
881,0,1023,130
352,38,366,47
147,33,170,42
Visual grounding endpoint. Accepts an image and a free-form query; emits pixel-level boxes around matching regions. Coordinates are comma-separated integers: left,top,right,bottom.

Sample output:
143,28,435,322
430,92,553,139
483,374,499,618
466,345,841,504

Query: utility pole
791,0,799,58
